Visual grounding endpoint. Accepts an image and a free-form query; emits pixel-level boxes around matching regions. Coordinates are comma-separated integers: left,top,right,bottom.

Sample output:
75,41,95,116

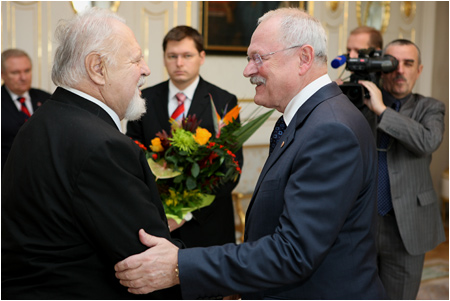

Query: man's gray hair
1,49,31,72
51,7,126,87
258,8,328,64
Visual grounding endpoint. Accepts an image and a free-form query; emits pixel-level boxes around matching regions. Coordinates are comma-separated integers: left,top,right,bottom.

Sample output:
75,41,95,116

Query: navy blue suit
177,82,387,299
1,84,51,170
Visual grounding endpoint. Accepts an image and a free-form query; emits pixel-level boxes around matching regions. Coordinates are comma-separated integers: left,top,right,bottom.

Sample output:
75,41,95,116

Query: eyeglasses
246,45,303,67
166,53,197,61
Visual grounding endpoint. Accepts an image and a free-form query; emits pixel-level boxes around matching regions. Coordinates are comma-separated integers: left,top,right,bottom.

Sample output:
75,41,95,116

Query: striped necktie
18,97,31,119
171,93,186,121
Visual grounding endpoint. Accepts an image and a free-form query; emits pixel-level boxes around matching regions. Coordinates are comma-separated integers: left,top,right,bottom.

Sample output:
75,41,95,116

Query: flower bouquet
136,97,274,224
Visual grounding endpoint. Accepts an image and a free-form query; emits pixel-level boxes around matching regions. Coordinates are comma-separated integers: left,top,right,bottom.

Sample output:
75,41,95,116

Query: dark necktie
171,93,186,121
377,100,401,216
18,97,31,119
269,116,287,155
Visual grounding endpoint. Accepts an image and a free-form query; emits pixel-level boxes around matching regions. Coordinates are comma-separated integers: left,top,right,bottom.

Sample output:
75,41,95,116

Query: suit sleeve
71,136,180,264
378,97,445,156
178,121,364,299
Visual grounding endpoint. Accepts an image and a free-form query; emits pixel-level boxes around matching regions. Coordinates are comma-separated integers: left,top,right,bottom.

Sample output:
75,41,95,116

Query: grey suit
377,89,446,299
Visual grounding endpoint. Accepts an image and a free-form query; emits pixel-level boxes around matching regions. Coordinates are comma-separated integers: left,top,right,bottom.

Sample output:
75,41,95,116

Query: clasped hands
114,229,180,294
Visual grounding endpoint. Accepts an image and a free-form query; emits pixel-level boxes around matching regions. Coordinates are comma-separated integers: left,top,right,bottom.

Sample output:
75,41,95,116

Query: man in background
116,8,386,299
2,8,182,299
1,48,51,170
359,39,446,299
127,25,242,248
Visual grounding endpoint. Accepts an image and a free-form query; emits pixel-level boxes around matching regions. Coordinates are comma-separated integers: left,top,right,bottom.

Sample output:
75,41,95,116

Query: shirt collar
168,76,200,100
61,86,122,131
284,74,332,126
5,86,30,101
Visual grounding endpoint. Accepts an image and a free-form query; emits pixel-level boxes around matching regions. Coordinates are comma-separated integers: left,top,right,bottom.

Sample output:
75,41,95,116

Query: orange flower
150,137,164,152
193,128,212,145
222,105,241,125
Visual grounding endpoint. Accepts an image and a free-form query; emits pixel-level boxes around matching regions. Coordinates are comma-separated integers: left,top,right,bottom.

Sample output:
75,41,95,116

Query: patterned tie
377,100,401,216
269,116,287,155
18,97,31,119
171,93,186,121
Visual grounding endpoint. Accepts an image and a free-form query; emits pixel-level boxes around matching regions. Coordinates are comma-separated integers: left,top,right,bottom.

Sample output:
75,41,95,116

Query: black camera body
337,48,398,108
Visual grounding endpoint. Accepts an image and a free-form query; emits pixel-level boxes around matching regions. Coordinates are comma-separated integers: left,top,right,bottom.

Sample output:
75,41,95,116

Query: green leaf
148,158,183,180
232,109,275,152
191,163,200,178
210,94,219,135
186,176,197,190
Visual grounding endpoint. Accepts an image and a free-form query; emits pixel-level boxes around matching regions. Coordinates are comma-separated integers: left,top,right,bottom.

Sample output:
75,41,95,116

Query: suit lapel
187,77,211,119
245,83,342,217
152,81,171,132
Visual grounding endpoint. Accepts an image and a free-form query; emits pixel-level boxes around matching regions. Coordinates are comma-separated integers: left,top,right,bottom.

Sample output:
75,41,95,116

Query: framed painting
200,1,307,54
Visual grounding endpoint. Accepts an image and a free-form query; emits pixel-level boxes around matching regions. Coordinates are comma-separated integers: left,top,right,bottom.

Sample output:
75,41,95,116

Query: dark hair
163,25,204,53
350,26,383,49
384,39,421,65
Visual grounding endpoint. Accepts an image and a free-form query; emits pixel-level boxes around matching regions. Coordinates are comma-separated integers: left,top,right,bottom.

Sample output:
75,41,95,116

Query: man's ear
298,45,314,76
85,52,105,85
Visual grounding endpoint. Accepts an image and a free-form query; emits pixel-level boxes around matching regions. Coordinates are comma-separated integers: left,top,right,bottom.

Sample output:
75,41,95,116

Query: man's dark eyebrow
404,59,415,64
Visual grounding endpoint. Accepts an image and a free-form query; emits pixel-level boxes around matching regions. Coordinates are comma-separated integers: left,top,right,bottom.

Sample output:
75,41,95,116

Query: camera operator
336,26,383,85
359,39,446,300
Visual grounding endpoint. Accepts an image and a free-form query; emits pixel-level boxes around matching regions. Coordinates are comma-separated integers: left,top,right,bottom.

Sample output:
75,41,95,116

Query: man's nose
243,60,258,78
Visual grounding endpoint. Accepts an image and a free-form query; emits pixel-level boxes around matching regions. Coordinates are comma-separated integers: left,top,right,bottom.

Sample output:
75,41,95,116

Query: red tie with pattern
18,97,31,119
171,93,186,121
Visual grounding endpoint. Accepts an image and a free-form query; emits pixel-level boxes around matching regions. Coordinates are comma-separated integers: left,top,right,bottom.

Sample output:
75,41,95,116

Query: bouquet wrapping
136,96,274,223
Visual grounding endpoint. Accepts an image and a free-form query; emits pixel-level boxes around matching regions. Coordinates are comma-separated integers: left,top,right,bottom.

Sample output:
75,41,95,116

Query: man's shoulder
141,81,168,95
198,77,236,98
29,87,52,100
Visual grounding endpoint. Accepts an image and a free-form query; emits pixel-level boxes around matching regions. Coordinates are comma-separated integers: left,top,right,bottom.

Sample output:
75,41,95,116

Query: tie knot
18,97,26,104
392,100,401,112
176,93,186,105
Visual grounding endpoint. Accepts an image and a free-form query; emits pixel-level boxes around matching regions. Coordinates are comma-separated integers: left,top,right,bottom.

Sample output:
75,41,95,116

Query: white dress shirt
168,76,200,117
283,74,332,126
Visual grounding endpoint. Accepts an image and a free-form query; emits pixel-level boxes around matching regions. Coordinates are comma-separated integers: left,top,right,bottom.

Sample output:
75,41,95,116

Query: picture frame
200,1,307,54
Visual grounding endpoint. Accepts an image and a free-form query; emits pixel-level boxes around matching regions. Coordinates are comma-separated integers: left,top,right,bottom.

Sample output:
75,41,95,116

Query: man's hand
359,80,387,116
114,229,180,294
168,218,185,232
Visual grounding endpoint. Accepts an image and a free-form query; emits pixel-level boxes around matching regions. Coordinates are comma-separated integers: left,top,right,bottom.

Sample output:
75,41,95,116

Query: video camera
331,48,398,108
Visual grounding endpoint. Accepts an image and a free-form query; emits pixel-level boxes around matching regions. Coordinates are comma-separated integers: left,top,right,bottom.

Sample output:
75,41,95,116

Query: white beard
124,77,147,121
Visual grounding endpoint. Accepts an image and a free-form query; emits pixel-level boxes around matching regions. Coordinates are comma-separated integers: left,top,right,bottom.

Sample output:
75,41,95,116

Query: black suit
1,84,51,170
2,87,182,299
127,77,242,247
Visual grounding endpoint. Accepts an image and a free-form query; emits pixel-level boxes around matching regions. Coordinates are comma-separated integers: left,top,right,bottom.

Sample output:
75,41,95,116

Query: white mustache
250,76,266,85
137,76,146,88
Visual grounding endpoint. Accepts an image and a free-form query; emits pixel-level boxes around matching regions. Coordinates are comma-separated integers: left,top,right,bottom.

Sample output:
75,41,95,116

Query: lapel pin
280,141,285,148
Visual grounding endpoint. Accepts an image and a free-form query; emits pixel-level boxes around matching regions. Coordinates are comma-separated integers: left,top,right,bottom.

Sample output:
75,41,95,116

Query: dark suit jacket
177,83,387,299
379,90,446,255
2,87,182,299
127,77,243,247
1,84,51,170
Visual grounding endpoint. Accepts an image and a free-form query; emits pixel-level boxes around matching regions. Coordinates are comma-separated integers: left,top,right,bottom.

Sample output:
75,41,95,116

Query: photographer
359,39,446,300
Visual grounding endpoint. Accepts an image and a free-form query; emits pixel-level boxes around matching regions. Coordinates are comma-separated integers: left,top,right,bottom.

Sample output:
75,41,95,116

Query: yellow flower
222,105,241,125
193,128,212,145
150,137,164,152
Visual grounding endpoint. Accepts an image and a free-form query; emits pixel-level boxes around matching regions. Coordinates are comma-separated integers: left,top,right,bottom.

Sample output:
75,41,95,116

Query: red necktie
171,93,186,121
18,97,31,118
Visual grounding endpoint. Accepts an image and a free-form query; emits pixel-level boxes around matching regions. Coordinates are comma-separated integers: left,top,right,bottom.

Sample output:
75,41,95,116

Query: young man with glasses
116,8,386,299
359,39,445,300
126,25,242,248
